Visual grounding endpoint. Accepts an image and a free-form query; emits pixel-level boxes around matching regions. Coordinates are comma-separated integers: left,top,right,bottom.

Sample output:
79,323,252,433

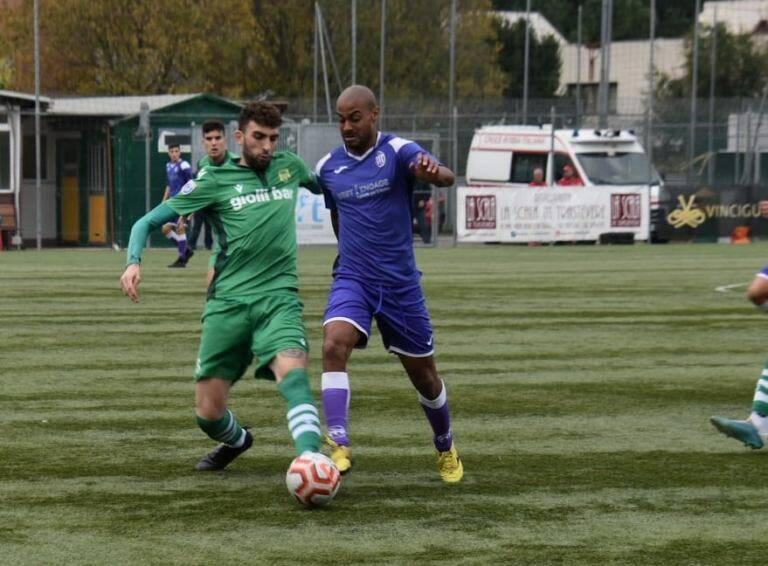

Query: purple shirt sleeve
395,142,440,181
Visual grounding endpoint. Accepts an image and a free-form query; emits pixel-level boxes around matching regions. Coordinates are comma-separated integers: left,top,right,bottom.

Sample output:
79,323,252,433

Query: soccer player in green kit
120,101,328,472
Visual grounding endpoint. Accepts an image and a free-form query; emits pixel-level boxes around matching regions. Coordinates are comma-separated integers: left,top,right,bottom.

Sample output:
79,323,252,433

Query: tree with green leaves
657,23,768,99
495,17,561,98
0,0,506,102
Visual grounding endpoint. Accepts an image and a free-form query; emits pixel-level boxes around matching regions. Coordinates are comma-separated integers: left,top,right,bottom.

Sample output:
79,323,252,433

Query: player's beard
242,146,271,171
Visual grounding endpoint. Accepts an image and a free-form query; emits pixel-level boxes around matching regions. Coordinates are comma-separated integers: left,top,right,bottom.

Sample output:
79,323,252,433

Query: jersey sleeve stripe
387,136,414,154
315,152,333,175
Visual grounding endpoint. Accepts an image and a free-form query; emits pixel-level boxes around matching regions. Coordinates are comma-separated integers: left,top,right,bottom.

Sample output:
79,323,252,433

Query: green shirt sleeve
208,244,221,269
292,154,322,194
125,202,179,266
166,169,219,216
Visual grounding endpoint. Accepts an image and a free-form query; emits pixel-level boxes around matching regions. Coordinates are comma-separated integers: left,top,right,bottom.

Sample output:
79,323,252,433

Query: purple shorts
759,266,768,278
323,277,435,357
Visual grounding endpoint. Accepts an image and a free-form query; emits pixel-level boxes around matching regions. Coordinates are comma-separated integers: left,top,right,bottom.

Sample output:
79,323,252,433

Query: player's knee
322,336,354,364
195,391,227,421
746,278,768,305
196,401,225,421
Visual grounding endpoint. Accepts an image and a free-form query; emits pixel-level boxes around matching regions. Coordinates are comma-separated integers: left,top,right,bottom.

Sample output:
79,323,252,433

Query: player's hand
410,153,440,183
120,264,142,303
760,200,768,218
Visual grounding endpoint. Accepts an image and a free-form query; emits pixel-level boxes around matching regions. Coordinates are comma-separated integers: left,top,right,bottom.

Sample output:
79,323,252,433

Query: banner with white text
457,186,650,243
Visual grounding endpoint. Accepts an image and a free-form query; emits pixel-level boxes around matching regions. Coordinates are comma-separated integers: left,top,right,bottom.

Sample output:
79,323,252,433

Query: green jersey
166,152,321,299
197,150,239,170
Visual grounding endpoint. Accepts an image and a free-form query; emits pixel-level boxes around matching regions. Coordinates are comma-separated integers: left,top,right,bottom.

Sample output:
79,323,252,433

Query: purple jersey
316,133,434,286
166,159,193,197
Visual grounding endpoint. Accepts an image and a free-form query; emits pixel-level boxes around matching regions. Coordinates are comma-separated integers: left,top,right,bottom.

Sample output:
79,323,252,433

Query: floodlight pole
576,4,582,127
34,0,41,250
688,0,701,185
646,0,655,181
313,2,318,122
140,103,150,216
522,0,531,125
379,0,386,129
449,0,456,170
351,0,357,85
707,5,717,185
138,102,151,249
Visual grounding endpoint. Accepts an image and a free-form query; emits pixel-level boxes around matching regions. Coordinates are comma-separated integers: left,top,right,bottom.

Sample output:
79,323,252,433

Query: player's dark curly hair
238,101,282,131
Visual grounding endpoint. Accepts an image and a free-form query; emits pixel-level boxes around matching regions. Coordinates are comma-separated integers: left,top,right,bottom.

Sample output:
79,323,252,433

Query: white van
465,125,666,241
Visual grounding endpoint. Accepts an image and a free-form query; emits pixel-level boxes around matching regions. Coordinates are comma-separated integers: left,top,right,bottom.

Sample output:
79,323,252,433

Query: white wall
18,131,57,240
560,38,687,115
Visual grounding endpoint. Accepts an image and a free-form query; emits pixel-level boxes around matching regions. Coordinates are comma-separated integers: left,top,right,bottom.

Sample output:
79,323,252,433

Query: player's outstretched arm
409,153,454,187
121,202,179,303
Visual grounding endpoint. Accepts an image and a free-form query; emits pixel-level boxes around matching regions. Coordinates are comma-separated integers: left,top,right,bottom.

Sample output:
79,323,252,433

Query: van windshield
577,152,660,185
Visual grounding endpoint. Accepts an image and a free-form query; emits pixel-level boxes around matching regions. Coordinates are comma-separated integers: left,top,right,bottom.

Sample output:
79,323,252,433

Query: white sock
418,380,447,409
229,428,247,448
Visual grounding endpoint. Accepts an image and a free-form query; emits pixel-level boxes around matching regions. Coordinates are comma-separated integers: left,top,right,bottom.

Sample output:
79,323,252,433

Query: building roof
49,94,198,116
494,10,568,46
0,89,51,109
701,0,768,34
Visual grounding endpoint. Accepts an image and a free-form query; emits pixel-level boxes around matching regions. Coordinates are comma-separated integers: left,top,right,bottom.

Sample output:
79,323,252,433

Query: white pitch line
715,282,748,293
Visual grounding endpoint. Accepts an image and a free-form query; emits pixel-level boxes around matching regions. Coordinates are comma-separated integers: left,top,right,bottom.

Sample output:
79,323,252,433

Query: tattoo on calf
279,348,306,359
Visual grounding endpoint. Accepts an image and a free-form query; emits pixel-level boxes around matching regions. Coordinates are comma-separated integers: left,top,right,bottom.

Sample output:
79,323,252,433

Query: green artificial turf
2,243,768,565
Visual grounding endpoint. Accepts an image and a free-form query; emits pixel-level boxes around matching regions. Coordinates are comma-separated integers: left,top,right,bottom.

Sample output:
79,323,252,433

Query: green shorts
195,293,308,382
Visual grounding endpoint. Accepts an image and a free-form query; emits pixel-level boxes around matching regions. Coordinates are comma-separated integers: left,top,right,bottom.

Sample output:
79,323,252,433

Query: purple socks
178,235,187,258
322,371,454,453
419,380,453,452
321,372,350,446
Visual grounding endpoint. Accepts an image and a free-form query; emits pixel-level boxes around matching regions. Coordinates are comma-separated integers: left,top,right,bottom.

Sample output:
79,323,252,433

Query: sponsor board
295,188,336,244
457,185,650,243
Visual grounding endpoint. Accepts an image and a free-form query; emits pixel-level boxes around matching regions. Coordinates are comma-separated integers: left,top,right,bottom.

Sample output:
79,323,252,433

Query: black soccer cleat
183,248,195,263
195,428,253,471
168,257,187,268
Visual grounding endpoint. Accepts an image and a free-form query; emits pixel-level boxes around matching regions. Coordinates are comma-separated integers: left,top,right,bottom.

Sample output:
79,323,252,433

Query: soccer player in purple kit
162,143,194,268
315,85,463,483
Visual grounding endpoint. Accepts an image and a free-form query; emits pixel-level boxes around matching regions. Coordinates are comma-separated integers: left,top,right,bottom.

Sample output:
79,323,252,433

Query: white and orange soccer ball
285,452,341,507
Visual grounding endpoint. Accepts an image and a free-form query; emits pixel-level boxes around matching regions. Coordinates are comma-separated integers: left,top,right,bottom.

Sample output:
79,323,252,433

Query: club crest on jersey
375,151,386,168
180,180,197,195
278,168,292,183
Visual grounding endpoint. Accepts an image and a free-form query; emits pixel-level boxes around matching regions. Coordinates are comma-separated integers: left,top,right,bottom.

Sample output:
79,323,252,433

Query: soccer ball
285,452,341,507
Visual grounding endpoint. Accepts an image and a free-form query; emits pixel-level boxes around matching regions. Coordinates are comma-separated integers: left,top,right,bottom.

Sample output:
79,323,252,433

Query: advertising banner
457,185,650,243
295,188,336,245
662,185,768,242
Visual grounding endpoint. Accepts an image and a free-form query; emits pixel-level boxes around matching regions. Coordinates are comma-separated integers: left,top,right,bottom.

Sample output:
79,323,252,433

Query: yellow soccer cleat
437,444,464,484
324,435,353,475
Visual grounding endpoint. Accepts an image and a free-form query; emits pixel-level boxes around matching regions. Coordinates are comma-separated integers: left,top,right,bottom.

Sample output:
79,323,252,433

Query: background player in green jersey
190,119,239,255
120,102,328,472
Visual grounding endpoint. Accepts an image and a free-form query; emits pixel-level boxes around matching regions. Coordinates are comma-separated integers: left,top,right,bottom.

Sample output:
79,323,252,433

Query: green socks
196,409,245,447
278,368,321,455
196,369,321,455
752,361,768,416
